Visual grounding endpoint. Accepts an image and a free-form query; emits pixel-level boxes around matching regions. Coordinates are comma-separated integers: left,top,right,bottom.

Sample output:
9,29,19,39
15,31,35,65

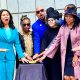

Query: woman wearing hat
41,7,61,80
39,4,80,80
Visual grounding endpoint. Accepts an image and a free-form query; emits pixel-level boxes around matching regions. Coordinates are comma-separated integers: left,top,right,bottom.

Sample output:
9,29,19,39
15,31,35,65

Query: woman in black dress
41,7,61,80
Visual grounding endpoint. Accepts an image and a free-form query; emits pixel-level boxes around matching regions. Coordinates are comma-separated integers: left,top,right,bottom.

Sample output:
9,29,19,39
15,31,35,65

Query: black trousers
44,53,62,80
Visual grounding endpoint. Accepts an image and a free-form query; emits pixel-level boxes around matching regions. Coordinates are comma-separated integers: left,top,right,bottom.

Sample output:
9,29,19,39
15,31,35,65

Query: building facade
0,0,80,30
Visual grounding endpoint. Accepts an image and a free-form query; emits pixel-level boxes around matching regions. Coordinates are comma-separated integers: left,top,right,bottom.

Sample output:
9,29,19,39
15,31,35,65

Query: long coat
41,27,61,80
44,25,80,80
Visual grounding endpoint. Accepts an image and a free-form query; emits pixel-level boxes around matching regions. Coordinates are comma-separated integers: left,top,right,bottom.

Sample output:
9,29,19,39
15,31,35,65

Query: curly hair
0,9,15,29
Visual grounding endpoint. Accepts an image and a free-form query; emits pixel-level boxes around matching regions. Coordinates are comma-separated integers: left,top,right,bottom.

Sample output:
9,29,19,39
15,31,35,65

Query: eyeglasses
36,9,44,14
22,23,30,27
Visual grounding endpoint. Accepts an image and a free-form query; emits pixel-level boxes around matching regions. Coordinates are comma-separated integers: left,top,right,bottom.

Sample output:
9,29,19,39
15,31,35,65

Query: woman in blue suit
0,9,28,80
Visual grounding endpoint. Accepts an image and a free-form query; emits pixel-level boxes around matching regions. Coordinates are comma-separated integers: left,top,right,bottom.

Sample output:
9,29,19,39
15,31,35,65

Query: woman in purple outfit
39,4,80,80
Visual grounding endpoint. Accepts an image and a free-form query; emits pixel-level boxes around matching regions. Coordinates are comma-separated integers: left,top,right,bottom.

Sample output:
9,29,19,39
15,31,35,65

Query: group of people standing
38,4,80,80
0,3,80,80
32,4,80,80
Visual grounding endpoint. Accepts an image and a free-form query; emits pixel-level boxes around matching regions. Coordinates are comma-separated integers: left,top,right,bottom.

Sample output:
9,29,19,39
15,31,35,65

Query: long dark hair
0,9,15,29
64,15,80,29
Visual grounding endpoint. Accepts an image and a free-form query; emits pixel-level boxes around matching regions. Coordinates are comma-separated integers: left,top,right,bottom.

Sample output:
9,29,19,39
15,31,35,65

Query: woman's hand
72,46,80,51
33,54,39,60
38,56,46,63
72,54,78,67
21,57,29,63
38,51,46,63
38,51,46,58
25,54,33,61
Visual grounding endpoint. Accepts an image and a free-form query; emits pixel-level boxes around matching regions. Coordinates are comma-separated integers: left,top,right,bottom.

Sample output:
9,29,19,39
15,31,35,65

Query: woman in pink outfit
39,4,80,80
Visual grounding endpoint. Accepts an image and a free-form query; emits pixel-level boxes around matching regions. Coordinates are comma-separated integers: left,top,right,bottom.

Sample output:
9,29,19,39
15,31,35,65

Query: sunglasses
22,23,30,27
36,9,44,14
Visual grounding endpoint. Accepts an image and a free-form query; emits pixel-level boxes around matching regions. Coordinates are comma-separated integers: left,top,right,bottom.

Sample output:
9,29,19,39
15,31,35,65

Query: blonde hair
64,4,77,12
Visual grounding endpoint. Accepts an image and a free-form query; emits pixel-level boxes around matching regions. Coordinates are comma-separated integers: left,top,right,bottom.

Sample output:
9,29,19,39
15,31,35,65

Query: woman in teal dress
0,9,28,80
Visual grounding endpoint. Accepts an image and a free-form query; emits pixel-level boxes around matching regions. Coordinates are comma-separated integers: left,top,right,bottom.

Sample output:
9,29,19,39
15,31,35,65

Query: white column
0,0,7,9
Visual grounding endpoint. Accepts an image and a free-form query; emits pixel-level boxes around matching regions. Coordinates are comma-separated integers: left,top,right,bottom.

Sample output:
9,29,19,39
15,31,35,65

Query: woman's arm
39,27,62,62
14,29,28,63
